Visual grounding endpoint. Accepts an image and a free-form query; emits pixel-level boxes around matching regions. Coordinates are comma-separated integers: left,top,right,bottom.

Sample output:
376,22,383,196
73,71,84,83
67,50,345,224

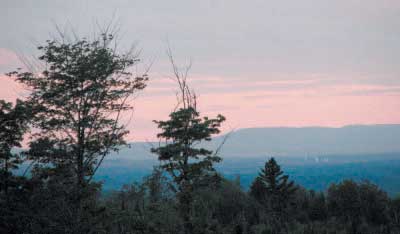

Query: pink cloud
126,81,400,140
1,72,399,141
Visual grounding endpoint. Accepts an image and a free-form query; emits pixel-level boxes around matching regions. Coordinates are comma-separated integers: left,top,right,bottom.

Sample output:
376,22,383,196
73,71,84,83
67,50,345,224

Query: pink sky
1,48,400,141
1,0,400,141
125,75,400,141
1,47,400,141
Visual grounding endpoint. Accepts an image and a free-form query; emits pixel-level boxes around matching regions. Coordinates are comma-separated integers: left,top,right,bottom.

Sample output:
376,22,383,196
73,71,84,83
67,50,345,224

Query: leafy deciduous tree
7,31,148,231
8,32,148,189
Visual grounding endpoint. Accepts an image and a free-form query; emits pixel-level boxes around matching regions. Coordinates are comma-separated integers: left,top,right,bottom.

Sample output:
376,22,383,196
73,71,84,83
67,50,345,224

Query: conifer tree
262,158,296,200
250,157,297,224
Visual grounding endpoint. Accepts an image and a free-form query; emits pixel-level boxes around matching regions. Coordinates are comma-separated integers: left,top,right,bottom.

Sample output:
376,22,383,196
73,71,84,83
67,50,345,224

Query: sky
0,0,399,141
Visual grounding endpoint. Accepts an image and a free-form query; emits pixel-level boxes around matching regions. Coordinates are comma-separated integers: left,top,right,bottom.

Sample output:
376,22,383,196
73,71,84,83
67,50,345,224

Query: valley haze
97,124,400,195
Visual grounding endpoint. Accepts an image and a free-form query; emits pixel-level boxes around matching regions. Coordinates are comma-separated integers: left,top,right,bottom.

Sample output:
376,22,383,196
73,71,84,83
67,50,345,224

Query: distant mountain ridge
114,124,400,159
211,124,400,157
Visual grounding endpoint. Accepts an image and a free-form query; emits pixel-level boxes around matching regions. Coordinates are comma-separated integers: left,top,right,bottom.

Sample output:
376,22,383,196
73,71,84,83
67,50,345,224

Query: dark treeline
1,31,400,234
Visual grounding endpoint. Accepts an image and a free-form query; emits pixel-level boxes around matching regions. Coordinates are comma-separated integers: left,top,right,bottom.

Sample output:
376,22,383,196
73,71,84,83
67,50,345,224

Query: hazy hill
211,124,400,157
114,124,400,160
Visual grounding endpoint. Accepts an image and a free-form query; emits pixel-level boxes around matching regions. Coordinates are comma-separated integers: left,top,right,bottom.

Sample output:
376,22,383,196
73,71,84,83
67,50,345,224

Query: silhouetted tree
0,99,31,233
359,180,390,225
151,48,225,234
250,157,297,231
308,190,327,222
327,180,362,234
251,158,297,204
7,30,148,231
0,100,29,196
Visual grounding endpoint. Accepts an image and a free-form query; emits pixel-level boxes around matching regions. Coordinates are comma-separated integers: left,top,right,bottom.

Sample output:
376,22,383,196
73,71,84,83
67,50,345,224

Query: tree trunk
178,185,193,234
